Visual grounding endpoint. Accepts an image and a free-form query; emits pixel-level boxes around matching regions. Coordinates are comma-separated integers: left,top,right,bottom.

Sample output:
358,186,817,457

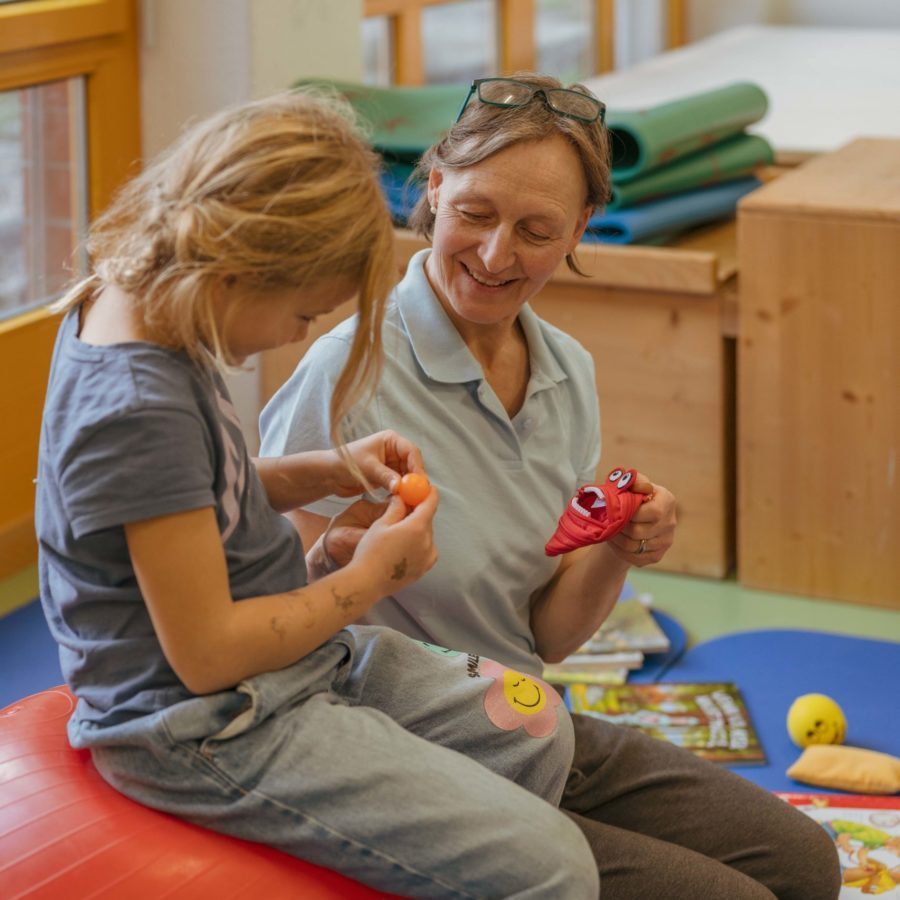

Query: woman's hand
351,487,440,595
305,498,388,581
331,430,426,498
608,473,677,567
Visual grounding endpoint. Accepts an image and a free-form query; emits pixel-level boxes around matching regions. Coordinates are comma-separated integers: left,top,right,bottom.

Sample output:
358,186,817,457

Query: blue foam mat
0,600,62,709
658,629,900,793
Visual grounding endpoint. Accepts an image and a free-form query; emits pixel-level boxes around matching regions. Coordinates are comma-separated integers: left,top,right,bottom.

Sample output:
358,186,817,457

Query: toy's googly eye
608,468,623,483
617,471,633,489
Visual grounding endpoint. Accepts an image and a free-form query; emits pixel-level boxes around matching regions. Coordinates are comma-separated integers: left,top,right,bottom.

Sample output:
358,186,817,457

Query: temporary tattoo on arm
391,558,408,581
332,587,358,612
282,590,316,629
270,616,287,640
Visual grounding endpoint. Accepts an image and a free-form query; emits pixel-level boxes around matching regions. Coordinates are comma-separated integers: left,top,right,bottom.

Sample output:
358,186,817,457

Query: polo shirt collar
395,249,568,388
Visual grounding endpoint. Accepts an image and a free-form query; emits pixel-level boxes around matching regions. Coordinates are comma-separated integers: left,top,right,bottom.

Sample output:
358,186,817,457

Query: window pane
423,0,496,85
0,77,88,322
536,0,594,82
362,14,392,86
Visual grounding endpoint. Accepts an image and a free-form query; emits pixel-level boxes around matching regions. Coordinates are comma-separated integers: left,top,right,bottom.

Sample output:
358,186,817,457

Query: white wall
687,0,900,41
139,0,363,451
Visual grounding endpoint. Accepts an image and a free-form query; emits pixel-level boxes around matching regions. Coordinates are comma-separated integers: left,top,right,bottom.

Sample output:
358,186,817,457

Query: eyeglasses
455,78,606,125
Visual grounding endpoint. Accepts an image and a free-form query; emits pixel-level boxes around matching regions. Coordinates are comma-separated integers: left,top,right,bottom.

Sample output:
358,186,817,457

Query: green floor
627,568,900,646
4,563,899,647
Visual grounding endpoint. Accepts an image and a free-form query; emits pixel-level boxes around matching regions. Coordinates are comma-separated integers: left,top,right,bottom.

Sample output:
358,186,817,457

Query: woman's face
424,134,592,330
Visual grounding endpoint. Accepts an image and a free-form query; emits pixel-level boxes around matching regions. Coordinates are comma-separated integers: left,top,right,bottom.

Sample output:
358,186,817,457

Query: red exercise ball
0,686,397,899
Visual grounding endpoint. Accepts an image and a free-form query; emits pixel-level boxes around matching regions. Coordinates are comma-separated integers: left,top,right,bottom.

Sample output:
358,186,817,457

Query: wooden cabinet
262,223,738,578
522,227,737,579
737,139,900,608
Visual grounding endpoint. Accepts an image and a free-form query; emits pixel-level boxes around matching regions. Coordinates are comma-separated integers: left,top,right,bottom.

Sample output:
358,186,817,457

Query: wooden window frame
0,0,141,578
363,0,686,85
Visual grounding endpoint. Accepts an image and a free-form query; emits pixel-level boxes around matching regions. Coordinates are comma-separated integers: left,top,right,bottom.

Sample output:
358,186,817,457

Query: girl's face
424,134,592,331
217,278,357,362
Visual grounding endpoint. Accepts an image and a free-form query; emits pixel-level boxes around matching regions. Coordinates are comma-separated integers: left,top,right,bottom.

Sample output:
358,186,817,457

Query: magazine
778,793,900,897
580,598,671,654
567,682,766,765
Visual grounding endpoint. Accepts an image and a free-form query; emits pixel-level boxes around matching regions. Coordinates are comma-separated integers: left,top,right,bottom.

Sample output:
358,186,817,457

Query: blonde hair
56,89,395,447
408,72,610,275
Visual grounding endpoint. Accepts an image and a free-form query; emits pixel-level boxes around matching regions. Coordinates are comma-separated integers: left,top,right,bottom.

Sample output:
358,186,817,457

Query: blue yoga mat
657,629,900,793
583,176,761,245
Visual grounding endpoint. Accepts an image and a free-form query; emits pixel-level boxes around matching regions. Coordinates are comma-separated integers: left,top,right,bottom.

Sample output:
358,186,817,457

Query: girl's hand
332,430,426,497
351,486,439,595
608,472,677,567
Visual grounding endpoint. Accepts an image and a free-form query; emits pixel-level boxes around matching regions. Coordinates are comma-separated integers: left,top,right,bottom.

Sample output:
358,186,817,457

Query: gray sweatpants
76,625,598,898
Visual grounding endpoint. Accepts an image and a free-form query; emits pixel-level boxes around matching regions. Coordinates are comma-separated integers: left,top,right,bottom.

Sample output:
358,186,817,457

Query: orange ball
397,473,430,506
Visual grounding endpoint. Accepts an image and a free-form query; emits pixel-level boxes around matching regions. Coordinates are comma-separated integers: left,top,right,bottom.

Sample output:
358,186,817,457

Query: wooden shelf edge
392,229,722,297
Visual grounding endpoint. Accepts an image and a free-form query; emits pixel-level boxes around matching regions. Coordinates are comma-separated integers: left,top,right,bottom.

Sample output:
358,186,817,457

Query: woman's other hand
609,472,677,567
306,497,388,581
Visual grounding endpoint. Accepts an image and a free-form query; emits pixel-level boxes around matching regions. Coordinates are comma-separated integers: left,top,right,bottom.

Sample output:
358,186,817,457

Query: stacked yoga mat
585,81,773,244
295,78,772,245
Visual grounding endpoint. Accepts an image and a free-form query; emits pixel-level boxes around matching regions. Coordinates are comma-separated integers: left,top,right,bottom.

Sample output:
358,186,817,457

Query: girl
35,91,597,898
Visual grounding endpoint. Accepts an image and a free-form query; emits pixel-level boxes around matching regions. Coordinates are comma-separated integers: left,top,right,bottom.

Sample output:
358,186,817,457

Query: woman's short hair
408,72,610,275
56,89,395,443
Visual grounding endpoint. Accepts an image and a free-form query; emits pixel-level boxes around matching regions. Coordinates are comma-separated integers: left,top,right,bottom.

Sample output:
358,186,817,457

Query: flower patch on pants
481,658,561,738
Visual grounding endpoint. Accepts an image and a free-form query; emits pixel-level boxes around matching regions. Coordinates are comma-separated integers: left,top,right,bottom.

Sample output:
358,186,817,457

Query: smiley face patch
481,658,561,737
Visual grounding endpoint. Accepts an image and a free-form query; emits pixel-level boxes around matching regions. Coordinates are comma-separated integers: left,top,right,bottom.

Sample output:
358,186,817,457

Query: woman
260,74,840,899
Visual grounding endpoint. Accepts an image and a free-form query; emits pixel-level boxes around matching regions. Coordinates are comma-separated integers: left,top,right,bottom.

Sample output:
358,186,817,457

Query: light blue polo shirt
259,249,601,675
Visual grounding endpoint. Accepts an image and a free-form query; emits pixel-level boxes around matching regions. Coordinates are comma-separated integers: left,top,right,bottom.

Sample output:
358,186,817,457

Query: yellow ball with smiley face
786,693,847,748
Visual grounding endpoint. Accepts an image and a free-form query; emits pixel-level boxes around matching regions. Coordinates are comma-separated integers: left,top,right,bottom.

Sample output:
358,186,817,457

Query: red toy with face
545,467,650,556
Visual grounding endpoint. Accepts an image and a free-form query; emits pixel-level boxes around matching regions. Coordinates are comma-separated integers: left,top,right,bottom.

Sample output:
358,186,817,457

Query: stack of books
543,597,670,686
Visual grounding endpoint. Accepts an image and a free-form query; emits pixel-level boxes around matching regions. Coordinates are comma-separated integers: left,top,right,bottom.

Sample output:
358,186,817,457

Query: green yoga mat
608,82,768,183
608,133,773,210
293,78,465,161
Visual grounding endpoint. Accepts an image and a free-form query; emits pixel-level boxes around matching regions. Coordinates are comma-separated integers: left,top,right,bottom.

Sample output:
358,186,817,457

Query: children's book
567,682,766,765
562,649,645,669
542,665,629,686
579,598,671,654
777,793,900,897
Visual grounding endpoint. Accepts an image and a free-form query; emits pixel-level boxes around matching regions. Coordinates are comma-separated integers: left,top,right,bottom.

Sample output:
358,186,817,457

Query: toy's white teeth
571,498,590,517
572,488,606,516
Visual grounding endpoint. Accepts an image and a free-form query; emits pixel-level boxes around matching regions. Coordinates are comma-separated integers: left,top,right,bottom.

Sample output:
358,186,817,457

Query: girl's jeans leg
88,630,597,899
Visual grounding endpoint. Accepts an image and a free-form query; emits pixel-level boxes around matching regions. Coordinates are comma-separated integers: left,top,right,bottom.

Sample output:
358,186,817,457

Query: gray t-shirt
36,309,305,727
